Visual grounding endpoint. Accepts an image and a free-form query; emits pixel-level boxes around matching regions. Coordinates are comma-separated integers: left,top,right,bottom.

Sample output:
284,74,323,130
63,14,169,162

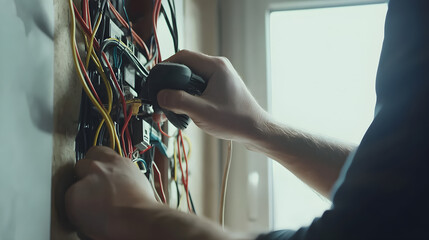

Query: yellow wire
182,134,192,160
89,47,115,147
79,22,122,153
85,13,103,69
69,0,122,156
106,38,133,52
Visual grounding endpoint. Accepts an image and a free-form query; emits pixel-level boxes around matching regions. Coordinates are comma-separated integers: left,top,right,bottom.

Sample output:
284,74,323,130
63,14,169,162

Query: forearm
107,205,253,240
245,115,354,197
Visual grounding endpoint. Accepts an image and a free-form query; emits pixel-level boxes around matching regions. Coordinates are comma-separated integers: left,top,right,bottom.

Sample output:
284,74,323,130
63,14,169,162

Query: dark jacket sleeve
257,0,429,239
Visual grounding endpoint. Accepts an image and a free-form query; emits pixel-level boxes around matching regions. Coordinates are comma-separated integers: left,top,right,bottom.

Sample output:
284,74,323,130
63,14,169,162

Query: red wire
107,0,151,58
84,0,91,30
101,52,132,151
179,130,192,212
177,131,192,212
139,145,153,155
152,0,162,63
73,2,132,157
81,0,87,27
127,134,133,158
121,109,133,157
74,4,97,47
153,162,167,203
157,122,171,138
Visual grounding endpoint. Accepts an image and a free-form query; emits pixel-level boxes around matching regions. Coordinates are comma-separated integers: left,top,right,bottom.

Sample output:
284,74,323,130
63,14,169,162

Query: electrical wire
122,0,133,42
174,178,181,208
150,162,162,202
151,0,162,63
108,0,151,58
100,52,132,154
121,109,133,157
74,0,192,216
69,0,121,156
85,7,103,69
158,122,171,138
188,191,196,214
139,145,153,155
73,0,131,133
182,134,192,160
101,38,149,77
76,1,119,153
177,130,193,213
161,1,178,52
220,140,233,228
153,162,167,203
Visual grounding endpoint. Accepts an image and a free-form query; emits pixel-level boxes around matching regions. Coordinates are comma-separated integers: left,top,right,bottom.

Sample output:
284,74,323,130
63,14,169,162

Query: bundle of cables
68,0,193,211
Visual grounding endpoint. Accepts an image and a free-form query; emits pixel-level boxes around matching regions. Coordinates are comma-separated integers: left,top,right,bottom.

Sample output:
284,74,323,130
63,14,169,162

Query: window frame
219,0,388,233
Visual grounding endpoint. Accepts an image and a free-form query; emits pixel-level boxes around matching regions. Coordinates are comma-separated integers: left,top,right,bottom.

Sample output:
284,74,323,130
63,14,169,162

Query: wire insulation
220,140,233,228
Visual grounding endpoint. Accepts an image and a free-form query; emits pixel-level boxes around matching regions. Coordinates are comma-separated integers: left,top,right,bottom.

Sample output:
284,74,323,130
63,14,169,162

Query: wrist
241,109,273,152
106,205,230,240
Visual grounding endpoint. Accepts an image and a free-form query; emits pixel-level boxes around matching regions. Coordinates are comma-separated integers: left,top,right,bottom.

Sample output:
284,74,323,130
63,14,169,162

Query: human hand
157,50,269,143
65,146,158,239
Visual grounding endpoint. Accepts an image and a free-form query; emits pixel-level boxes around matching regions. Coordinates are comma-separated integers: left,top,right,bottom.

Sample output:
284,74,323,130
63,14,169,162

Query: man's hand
158,50,352,197
65,146,237,240
158,50,269,144
65,146,158,239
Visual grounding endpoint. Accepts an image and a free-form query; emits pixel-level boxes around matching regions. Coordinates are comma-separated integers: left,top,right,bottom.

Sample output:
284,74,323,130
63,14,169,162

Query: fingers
74,146,121,179
157,89,210,117
164,50,218,80
85,146,119,161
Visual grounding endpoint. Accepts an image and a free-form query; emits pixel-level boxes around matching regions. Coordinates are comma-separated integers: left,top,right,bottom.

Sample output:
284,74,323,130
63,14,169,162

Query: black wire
167,0,178,52
189,191,197,214
144,40,158,69
160,6,177,48
161,1,179,53
101,39,149,77
175,179,181,208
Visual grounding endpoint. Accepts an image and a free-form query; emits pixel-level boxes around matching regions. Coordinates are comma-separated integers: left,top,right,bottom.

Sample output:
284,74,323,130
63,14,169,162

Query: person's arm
158,50,353,197
250,120,353,197
65,146,253,240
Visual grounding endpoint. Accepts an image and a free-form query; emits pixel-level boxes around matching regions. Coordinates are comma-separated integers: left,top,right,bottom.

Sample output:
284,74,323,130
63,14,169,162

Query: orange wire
179,130,192,212
177,131,192,212
157,122,171,138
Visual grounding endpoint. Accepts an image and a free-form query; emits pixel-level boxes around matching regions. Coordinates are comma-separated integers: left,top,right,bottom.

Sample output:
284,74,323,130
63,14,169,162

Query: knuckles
213,56,232,69
176,49,192,58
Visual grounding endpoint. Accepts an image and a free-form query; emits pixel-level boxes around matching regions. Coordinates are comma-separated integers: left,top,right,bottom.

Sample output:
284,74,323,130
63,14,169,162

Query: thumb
157,89,207,117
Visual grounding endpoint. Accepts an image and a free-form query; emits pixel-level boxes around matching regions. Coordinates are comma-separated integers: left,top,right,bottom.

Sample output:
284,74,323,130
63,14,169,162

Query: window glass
269,4,387,230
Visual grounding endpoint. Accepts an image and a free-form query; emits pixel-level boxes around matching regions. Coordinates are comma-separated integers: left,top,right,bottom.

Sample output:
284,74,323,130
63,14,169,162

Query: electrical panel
70,0,195,211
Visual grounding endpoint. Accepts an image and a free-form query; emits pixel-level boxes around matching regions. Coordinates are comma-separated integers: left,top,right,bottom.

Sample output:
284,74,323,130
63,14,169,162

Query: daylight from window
269,4,387,230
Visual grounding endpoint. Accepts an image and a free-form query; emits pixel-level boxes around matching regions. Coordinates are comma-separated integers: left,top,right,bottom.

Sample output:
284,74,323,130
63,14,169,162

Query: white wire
150,163,162,203
220,140,233,229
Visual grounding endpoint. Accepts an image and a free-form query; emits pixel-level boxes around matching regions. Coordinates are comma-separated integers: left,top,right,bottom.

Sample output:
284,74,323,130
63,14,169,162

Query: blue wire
113,47,118,68
118,51,124,69
134,158,148,172
150,132,168,157
122,0,134,42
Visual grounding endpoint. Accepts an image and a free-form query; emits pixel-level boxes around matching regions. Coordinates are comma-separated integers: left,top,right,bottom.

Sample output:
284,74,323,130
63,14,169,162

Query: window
269,4,387,230
219,0,388,232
